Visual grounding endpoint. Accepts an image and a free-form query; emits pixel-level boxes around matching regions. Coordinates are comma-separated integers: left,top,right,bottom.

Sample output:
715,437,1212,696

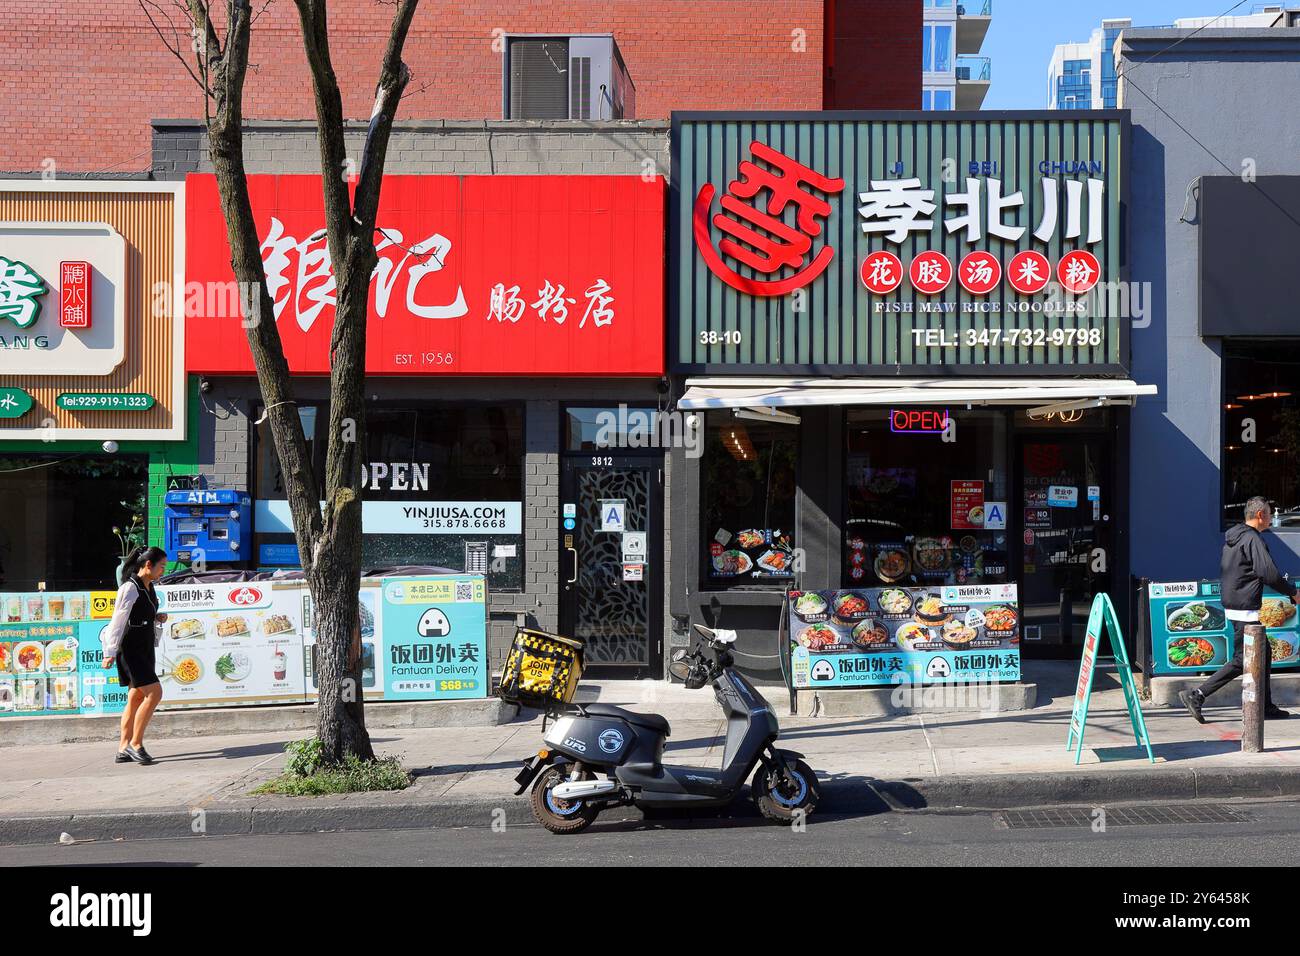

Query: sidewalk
3,664,1299,845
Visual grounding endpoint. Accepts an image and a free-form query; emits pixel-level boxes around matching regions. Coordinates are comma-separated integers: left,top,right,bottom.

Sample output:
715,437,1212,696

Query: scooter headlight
668,649,693,683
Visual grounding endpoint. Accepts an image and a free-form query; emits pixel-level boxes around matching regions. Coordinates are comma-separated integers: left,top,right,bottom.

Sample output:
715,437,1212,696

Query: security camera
102,440,119,454
198,377,213,394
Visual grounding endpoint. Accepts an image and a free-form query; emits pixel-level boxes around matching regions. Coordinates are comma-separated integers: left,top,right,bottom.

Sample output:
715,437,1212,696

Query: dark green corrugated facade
671,111,1128,375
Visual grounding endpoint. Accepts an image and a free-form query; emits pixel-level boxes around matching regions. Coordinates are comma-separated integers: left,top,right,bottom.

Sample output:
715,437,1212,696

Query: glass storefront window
255,403,525,589
1223,341,1300,527
700,413,798,587
844,409,1010,587
0,455,149,591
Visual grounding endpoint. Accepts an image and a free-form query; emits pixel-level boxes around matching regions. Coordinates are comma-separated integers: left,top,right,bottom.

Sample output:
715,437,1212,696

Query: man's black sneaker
124,745,155,765
114,750,132,764
1265,706,1292,720
1179,689,1206,724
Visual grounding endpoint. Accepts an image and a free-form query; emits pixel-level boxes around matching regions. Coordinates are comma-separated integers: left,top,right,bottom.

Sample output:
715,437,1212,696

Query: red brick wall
1,0,845,173
823,0,922,109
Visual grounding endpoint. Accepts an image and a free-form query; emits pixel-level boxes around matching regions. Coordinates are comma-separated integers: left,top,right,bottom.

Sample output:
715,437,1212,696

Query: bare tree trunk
160,0,420,763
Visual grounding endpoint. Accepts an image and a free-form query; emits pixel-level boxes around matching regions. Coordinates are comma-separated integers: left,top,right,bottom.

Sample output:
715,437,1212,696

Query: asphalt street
6,799,1299,867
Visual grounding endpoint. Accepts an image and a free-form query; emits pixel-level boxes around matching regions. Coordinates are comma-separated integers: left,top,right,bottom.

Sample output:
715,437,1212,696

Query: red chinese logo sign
860,250,903,294
1006,250,1052,295
59,261,91,328
958,251,1001,296
909,251,952,295
693,142,845,297
185,174,665,375
1057,250,1101,294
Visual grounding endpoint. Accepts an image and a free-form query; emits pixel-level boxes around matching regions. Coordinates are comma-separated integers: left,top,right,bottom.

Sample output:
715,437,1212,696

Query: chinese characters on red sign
185,175,665,375
59,260,90,328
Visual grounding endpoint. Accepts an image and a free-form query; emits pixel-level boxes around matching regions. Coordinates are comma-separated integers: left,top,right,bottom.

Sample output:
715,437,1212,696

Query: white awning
677,377,1158,413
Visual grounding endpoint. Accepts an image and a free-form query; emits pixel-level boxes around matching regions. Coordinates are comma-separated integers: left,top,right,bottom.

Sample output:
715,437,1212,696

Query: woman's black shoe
114,750,132,764
124,745,155,765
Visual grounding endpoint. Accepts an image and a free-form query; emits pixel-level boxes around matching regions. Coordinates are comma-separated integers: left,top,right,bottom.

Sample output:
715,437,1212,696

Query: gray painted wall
1119,29,1300,582
152,119,669,179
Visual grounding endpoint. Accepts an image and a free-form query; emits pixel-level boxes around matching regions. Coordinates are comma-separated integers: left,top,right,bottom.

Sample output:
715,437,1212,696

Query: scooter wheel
530,764,599,834
752,759,820,824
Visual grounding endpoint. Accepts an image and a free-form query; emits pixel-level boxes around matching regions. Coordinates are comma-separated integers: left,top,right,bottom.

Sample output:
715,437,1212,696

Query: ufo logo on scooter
417,607,451,638
598,729,625,754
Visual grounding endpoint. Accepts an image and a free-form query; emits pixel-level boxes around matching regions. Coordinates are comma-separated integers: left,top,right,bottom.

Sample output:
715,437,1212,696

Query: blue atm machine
164,489,252,565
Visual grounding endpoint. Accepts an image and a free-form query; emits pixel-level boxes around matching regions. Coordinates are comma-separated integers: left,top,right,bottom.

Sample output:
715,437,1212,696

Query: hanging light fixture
725,424,754,461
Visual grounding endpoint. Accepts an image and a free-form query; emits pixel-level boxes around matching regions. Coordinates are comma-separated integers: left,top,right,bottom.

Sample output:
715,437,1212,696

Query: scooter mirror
668,659,692,682
671,648,689,662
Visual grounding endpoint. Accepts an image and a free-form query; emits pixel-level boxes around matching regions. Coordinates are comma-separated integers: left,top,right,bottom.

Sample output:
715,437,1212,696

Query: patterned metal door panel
573,468,651,666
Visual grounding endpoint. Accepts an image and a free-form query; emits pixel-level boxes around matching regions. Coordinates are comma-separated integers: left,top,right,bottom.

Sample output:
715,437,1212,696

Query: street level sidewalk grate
997,805,1253,829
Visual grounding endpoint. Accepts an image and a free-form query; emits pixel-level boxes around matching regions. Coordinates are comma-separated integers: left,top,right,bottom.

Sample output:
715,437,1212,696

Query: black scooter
513,624,819,834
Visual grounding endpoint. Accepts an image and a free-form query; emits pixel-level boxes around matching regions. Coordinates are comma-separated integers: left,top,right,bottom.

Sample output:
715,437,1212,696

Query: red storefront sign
59,260,91,328
185,174,665,375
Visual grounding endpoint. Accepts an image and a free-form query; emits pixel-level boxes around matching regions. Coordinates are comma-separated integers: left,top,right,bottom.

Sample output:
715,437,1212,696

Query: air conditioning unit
504,34,636,120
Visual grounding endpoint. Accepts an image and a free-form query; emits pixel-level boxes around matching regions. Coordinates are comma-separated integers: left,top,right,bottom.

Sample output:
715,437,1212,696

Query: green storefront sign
672,111,1127,374
0,387,32,419
56,392,155,411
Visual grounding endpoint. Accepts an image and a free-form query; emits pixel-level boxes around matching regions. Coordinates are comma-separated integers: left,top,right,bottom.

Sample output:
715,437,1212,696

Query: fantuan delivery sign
185,174,665,375
672,112,1127,374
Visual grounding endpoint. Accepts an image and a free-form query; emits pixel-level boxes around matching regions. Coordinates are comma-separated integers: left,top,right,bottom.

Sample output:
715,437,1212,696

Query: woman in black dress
101,546,169,765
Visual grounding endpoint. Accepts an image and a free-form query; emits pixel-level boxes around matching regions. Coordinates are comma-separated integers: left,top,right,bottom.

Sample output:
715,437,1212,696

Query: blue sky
981,0,1259,108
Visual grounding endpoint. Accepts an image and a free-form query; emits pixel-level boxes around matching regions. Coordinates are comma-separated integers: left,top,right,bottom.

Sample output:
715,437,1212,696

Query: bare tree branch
291,0,353,247
139,0,210,95
352,0,419,234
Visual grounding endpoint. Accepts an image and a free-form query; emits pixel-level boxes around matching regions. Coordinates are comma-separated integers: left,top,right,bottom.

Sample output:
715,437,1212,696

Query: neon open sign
890,408,950,434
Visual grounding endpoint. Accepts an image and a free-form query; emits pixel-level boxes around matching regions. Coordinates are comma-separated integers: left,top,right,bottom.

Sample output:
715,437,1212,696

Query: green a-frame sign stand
1067,593,1155,765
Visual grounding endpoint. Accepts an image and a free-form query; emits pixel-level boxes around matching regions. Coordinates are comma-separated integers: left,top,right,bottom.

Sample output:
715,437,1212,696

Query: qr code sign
455,581,474,602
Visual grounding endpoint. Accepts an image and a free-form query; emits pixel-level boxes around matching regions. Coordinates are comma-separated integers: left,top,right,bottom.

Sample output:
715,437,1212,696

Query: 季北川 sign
674,113,1126,374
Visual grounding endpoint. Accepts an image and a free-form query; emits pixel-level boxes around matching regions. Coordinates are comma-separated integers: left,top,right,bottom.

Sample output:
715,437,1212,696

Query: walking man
1180,496,1296,722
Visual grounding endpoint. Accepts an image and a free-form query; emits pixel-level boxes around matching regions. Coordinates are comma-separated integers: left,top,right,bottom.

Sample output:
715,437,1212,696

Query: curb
5,766,1300,846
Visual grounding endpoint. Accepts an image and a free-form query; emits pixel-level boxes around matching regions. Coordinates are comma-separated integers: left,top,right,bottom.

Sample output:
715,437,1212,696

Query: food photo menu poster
0,620,84,716
1148,580,1300,676
156,582,307,707
709,528,795,579
788,584,1022,688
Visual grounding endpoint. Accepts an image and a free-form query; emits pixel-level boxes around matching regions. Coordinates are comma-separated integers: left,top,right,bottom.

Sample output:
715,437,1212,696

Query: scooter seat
581,703,670,737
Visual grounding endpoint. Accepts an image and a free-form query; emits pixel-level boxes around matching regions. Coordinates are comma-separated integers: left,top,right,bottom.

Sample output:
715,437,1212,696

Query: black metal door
1016,435,1113,652
559,454,663,677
